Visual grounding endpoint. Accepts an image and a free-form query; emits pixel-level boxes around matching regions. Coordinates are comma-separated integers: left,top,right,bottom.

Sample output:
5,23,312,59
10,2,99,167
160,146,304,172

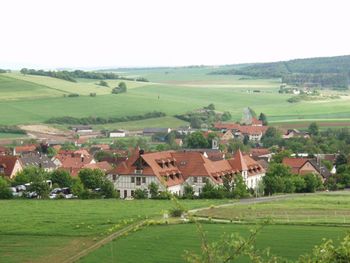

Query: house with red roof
108,148,265,198
53,150,95,176
214,122,268,142
0,156,23,179
282,157,331,181
13,145,38,156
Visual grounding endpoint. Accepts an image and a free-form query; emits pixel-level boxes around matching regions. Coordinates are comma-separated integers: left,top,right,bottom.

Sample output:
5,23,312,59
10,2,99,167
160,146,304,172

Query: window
193,177,198,183
203,177,208,183
124,190,128,198
131,177,135,183
131,190,135,197
112,174,117,181
142,177,146,184
0,166,4,174
136,177,141,186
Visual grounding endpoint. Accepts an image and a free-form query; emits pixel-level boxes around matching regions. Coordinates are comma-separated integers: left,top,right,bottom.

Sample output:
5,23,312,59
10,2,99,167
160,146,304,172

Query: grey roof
21,154,57,169
309,159,332,178
143,128,170,133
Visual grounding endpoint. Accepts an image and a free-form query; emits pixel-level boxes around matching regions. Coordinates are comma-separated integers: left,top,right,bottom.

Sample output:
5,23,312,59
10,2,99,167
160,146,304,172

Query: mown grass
196,192,350,225
79,192,350,263
0,199,228,263
79,223,347,263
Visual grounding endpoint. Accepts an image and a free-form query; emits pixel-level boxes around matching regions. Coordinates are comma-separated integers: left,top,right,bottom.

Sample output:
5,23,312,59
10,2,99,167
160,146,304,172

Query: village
0,108,342,200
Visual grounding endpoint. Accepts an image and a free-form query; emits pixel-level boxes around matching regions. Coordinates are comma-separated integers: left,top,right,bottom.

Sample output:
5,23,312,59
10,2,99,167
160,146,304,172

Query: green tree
303,174,320,193
134,188,148,199
272,150,292,163
190,116,202,129
336,153,348,167
308,122,319,136
221,111,232,121
258,112,268,125
183,185,194,199
267,163,291,177
78,169,104,190
186,131,209,148
0,177,13,199
71,177,84,197
232,175,249,198
148,182,159,199
101,180,116,198
50,170,72,188
98,80,109,87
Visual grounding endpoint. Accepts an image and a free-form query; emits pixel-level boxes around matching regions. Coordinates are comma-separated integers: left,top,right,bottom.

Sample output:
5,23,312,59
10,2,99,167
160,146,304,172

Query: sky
1,0,350,69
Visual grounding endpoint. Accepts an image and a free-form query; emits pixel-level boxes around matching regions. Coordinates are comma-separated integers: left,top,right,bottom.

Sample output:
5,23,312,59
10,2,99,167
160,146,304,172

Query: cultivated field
1,69,350,130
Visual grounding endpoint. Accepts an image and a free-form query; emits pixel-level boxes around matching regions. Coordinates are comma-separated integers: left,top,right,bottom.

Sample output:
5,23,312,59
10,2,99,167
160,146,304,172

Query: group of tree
261,123,350,156
263,163,323,195
45,111,166,125
20,68,149,83
0,125,26,135
210,55,350,90
111,82,127,94
175,104,231,129
0,167,116,199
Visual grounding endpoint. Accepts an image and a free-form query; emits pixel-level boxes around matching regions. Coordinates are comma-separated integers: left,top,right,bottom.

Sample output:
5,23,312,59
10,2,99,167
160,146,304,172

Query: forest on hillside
210,55,350,89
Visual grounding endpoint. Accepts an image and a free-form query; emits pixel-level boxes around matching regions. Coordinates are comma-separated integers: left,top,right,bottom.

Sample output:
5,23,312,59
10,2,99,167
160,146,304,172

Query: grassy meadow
196,192,350,224
1,193,350,262
1,69,350,129
79,192,350,263
79,224,347,263
0,199,227,263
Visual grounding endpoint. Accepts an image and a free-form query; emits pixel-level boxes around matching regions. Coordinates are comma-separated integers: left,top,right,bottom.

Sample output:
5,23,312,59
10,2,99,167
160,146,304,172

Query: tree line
20,68,149,83
210,55,350,89
0,167,116,199
45,111,166,125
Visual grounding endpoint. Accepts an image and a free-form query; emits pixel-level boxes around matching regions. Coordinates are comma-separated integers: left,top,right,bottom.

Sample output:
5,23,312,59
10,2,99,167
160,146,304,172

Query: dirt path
62,220,147,263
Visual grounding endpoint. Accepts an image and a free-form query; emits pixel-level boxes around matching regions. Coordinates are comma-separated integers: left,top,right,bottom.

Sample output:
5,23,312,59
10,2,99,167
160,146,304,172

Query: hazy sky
1,0,349,69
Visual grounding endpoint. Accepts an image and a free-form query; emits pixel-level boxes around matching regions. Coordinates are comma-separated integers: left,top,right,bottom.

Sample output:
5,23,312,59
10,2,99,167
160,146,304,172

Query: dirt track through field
62,220,147,263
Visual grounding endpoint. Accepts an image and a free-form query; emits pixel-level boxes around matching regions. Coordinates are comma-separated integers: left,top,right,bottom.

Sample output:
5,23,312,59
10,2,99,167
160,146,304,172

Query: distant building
71,125,93,133
0,156,23,179
283,129,310,139
109,130,126,138
143,128,171,136
21,153,58,172
282,157,332,181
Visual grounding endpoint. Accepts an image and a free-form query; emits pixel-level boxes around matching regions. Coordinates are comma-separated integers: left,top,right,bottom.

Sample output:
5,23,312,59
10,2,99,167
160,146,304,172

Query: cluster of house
107,148,266,198
214,117,268,142
0,131,336,199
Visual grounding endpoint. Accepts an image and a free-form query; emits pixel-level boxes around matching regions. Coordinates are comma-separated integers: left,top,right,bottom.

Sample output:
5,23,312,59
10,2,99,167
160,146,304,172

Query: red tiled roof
251,117,263,125
214,122,268,135
229,150,248,171
249,148,270,157
111,148,265,187
84,161,113,172
0,156,21,177
282,158,309,174
15,145,37,153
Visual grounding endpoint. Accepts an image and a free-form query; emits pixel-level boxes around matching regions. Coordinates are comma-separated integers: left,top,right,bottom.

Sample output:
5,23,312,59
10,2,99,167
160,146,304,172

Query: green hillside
211,55,350,89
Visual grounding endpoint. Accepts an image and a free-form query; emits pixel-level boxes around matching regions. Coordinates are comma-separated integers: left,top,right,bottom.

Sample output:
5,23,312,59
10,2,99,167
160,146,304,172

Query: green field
196,192,350,224
79,192,350,263
0,199,227,263
1,69,350,129
79,224,347,263
1,193,350,262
